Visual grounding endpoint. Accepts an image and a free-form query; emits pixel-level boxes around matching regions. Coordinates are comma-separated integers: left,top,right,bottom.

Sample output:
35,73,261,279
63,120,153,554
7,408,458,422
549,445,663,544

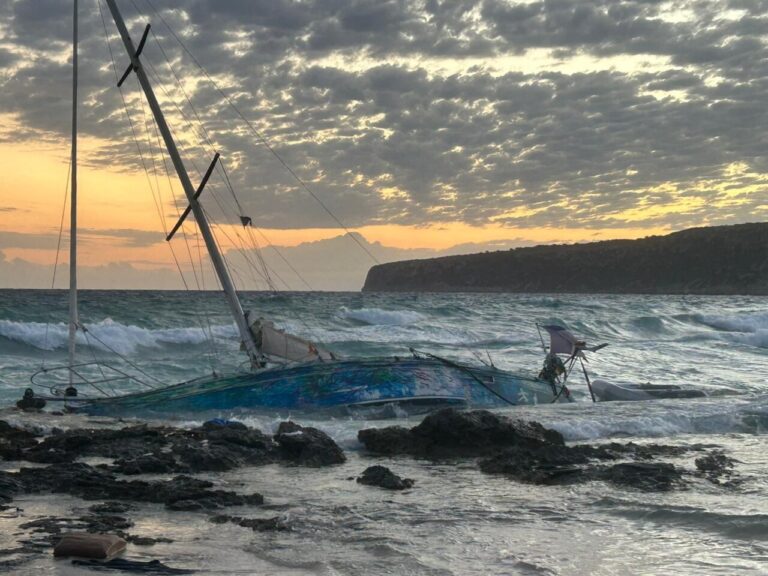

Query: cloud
0,228,163,250
2,0,768,236
0,250,184,289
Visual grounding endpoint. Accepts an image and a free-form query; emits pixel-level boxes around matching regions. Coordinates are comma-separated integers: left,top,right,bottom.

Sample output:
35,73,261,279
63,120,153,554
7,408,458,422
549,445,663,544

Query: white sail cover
250,318,333,362
542,325,582,356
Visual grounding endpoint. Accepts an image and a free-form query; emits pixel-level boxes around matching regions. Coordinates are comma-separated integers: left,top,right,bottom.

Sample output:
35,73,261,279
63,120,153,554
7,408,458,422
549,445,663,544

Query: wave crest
340,307,426,326
0,319,237,355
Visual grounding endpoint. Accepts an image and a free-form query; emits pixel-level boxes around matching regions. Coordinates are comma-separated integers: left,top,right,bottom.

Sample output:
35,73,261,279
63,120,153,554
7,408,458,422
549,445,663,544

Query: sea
0,290,766,575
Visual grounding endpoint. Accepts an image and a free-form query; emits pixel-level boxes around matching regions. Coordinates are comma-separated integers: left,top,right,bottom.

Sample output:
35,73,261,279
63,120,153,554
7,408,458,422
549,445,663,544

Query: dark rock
15,463,263,511
479,445,589,485
71,558,195,574
202,419,248,432
589,442,695,460
599,462,684,491
209,514,290,532
15,389,46,412
88,502,134,515
695,450,738,484
358,409,563,458
356,465,414,490
0,471,22,504
126,535,173,546
0,421,39,460
112,452,183,475
356,426,413,456
274,421,346,466
22,422,278,474
24,425,173,464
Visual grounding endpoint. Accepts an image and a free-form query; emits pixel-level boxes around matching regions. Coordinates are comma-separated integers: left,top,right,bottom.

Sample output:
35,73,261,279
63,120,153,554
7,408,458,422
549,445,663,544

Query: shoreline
0,407,750,574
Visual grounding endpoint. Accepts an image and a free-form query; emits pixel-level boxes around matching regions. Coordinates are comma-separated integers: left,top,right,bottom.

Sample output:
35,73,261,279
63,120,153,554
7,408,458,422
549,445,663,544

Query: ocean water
1,290,767,575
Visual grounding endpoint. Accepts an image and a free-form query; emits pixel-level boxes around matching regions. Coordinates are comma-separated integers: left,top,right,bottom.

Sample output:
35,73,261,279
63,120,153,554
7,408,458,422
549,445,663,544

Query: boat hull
74,357,565,416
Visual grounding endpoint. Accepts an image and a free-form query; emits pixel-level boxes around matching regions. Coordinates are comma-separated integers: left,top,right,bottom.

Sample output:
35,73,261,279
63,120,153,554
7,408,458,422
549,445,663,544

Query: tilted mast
68,0,78,380
103,0,261,366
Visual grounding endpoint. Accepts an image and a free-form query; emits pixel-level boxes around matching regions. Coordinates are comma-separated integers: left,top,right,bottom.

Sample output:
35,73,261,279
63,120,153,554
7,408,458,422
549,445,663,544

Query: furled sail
249,317,334,362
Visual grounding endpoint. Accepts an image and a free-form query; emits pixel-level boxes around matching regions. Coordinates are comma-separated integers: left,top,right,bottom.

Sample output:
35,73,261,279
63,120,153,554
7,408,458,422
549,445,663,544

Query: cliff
362,223,768,294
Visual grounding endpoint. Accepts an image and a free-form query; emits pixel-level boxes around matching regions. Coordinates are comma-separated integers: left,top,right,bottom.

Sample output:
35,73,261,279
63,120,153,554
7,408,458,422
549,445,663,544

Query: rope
414,349,516,406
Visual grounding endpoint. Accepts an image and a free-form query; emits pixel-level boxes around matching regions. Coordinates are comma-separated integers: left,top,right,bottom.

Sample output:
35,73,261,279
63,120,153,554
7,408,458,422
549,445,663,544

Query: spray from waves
339,307,427,326
548,396,768,441
696,311,768,333
0,318,238,355
692,312,768,349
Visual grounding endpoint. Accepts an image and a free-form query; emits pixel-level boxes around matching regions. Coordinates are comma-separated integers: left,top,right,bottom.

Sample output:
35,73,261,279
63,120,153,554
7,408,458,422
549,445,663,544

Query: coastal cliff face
362,223,768,294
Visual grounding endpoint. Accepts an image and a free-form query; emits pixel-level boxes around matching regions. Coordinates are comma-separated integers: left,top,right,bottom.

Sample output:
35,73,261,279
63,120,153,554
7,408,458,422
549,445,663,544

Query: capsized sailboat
28,0,568,417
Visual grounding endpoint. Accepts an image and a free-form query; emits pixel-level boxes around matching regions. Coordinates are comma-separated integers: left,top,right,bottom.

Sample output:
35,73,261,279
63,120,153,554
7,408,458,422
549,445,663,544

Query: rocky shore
0,409,742,572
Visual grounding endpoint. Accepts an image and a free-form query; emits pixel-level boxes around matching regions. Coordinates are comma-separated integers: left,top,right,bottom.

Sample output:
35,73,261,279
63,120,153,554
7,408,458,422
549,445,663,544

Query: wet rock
0,471,22,504
88,502,134,515
16,504,172,554
15,463,263,510
24,425,173,464
695,450,738,484
588,442,695,461
209,514,290,532
479,446,589,485
0,420,39,460
71,558,195,574
125,535,173,546
7,419,348,474
22,421,279,474
598,462,685,491
358,409,563,458
111,452,183,475
15,389,46,412
356,465,414,490
274,421,346,466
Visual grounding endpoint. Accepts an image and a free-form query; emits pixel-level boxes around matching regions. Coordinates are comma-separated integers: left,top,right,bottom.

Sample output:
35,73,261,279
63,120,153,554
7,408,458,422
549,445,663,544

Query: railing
30,362,160,399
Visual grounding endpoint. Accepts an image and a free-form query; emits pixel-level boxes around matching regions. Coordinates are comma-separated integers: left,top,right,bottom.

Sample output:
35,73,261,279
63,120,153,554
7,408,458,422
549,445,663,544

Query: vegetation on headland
362,223,768,294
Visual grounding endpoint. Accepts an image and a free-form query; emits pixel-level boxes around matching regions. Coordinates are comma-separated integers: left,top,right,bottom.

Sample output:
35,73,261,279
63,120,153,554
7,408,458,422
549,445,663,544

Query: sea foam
339,307,426,326
0,318,237,355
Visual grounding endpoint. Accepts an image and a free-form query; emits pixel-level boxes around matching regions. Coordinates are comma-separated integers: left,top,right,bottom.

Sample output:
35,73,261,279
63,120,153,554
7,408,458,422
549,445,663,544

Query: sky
1,0,767,290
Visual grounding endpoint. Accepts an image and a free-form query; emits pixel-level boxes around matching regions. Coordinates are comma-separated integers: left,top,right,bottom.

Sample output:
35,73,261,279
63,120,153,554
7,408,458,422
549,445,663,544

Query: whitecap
0,318,238,355
339,307,426,326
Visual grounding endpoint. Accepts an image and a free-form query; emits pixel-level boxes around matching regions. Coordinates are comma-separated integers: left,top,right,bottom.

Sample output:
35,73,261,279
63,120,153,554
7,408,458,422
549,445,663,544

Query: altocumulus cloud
1,0,768,231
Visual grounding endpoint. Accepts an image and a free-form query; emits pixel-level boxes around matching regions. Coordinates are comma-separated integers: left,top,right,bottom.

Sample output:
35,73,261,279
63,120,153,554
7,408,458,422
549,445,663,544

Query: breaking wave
0,318,238,355
696,311,768,333
339,307,426,326
691,312,768,349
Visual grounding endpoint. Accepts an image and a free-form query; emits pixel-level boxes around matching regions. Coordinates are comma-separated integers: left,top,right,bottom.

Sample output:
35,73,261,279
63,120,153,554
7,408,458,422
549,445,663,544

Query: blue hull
75,357,566,417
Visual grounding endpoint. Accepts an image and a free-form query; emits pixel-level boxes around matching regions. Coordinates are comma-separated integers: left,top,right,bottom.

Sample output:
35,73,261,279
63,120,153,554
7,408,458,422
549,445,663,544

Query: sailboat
29,0,569,417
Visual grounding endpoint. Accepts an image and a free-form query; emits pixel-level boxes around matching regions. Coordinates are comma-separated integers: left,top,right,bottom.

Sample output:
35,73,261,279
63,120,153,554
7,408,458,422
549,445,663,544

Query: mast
68,0,78,380
103,0,260,366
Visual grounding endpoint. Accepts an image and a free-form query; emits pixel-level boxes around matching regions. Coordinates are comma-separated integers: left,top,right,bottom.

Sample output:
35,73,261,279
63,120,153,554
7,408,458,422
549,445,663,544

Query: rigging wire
98,0,190,292
140,54,280,293
41,158,72,368
136,76,222,370
142,0,380,266
138,25,317,293
118,1,335,349
98,0,223,374
77,323,162,388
